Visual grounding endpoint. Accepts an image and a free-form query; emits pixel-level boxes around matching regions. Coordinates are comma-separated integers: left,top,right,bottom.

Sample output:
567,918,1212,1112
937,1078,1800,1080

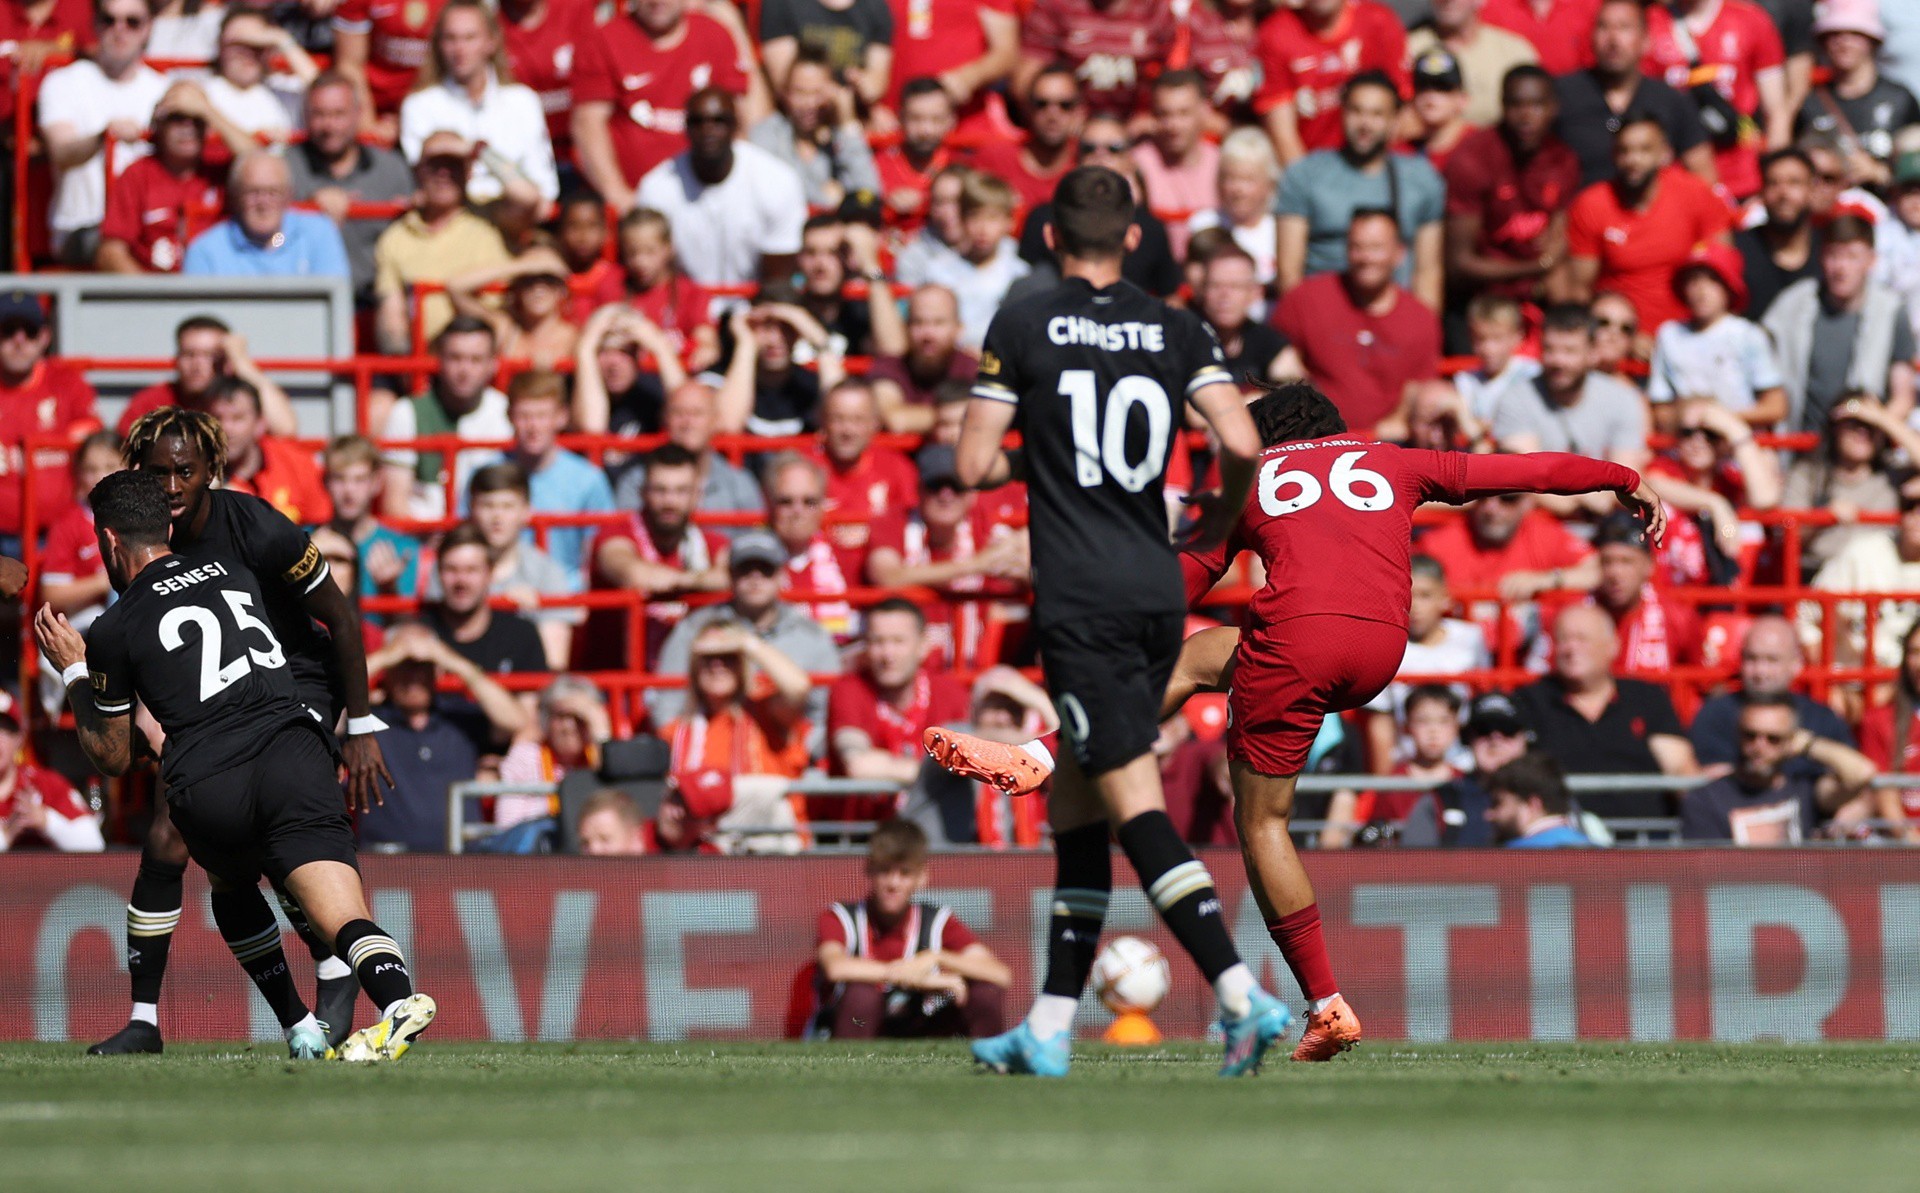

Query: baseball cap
916,443,961,487
1412,48,1464,93
1463,693,1530,741
728,530,786,573
836,188,884,228
0,290,47,331
671,768,735,820
1593,510,1650,552
1895,149,1920,186
1813,0,1885,41
1672,241,1750,314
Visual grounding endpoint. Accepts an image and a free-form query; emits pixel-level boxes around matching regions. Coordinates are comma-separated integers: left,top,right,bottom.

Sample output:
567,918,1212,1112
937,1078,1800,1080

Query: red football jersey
39,503,101,584
501,0,595,150
0,0,93,126
887,0,1015,110
874,147,955,235
1642,0,1784,198
589,271,716,359
583,513,728,669
866,503,1023,665
813,445,920,577
828,668,972,772
569,11,753,186
1566,165,1733,333
1176,0,1261,115
1480,0,1598,75
99,156,225,273
0,362,100,536
1180,439,1638,630
333,0,450,113
1019,0,1178,116
1253,0,1410,152
966,140,1076,215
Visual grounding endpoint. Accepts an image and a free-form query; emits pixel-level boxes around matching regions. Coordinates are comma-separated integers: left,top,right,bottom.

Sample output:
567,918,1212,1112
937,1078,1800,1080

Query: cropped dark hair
1542,301,1598,338
1501,63,1554,98
174,313,229,344
1342,69,1402,109
1738,690,1801,720
1404,683,1462,718
1051,166,1136,259
91,469,173,547
438,521,492,562
1246,381,1348,447
1487,753,1571,815
867,818,929,871
468,460,531,500
1827,213,1877,249
867,595,928,630
434,314,498,353
1410,553,1446,584
648,442,700,472
899,76,950,106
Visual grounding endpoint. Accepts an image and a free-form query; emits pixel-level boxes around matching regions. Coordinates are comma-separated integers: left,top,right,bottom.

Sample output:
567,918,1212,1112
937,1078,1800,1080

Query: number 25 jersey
973,277,1232,622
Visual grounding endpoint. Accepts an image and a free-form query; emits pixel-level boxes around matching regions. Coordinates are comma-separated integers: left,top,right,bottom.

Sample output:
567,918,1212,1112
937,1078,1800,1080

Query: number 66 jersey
972,277,1233,624
85,552,312,790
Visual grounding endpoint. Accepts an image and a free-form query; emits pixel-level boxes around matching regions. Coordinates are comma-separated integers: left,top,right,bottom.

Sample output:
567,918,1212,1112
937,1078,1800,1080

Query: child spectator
1454,294,1541,422
1360,555,1489,773
739,295,845,438
1326,685,1464,849
209,378,331,525
796,217,906,359
1648,243,1788,429
554,191,620,323
1645,397,1783,586
206,9,317,145
95,85,227,274
894,164,971,289
590,207,719,373
447,247,581,369
0,708,104,853
37,430,121,637
323,434,422,603
917,171,1027,350
461,461,583,670
492,368,615,587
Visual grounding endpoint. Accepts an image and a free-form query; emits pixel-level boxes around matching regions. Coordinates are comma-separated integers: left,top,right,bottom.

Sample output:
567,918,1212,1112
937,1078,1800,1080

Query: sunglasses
0,319,40,339
1594,317,1636,334
1079,140,1129,155
1739,729,1791,744
1032,97,1081,111
686,112,736,127
99,12,148,28
771,495,822,508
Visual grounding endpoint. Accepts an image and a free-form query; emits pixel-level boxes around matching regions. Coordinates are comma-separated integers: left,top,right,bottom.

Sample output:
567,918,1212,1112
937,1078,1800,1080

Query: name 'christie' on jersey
971,277,1232,620
85,551,315,788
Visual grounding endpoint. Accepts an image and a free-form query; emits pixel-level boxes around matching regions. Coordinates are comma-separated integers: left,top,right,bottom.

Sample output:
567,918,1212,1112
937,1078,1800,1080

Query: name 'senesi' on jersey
150,559,231,595
1046,317,1168,352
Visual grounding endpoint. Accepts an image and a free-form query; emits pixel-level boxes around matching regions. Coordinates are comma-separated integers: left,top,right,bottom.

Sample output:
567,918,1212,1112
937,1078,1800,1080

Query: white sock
285,1013,321,1041
130,1002,159,1027
1023,993,1078,1039
316,955,352,981
1019,739,1054,770
1309,994,1341,1015
1213,963,1255,1020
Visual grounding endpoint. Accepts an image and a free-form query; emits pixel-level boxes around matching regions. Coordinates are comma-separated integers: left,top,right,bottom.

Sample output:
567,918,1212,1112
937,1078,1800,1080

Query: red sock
1268,903,1339,1002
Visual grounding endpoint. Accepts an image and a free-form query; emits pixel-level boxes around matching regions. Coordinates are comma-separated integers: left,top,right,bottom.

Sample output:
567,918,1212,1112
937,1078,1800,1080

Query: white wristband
60,662,88,690
345,714,389,736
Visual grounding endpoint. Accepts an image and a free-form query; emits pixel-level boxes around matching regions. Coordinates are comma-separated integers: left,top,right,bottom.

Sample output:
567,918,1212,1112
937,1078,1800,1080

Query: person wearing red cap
1647,240,1788,433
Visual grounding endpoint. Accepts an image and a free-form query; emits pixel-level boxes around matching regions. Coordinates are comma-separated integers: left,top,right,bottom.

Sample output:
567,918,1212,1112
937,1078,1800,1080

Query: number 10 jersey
972,277,1233,623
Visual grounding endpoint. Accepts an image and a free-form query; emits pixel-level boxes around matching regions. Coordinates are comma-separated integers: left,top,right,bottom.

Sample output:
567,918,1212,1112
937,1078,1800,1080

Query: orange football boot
923,727,1052,795
1291,995,1362,1062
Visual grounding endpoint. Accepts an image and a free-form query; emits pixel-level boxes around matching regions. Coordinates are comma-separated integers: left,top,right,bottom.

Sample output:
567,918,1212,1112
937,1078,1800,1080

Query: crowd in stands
7,0,1920,855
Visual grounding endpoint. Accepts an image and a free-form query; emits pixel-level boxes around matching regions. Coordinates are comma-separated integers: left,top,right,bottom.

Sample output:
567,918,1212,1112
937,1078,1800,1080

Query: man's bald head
1739,615,1804,696
1552,604,1618,687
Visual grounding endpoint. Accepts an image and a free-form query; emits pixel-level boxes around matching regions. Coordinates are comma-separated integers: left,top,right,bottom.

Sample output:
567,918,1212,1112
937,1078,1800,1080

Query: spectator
95,85,226,274
1857,620,1920,827
796,219,906,359
749,50,881,208
309,527,377,652
1452,294,1541,422
323,434,422,603
208,378,330,525
0,291,98,549
875,79,960,233
1361,554,1491,771
1254,0,1410,163
1195,245,1299,386
1781,396,1914,573
759,0,893,103
636,88,809,290
205,10,317,144
1015,0,1173,118
427,521,550,678
500,674,610,800
1647,242,1788,428
829,598,970,792
611,380,767,523
363,623,532,852
968,68,1082,215
1645,397,1782,583
575,785,721,855
1642,0,1789,199
333,0,446,141
1762,213,1917,433
586,442,729,670
1483,0,1600,75
1185,128,1281,291
571,306,673,447
894,165,971,290
493,368,614,587
1587,510,1702,672
903,665,1058,847
381,316,512,518
1179,0,1263,122
1560,115,1733,333
1692,614,1854,777
1734,148,1821,319
1589,290,1643,380
585,207,720,374
906,173,1024,351
1277,71,1446,311
569,0,757,210
1486,753,1595,847
1442,65,1582,315
36,0,168,265
446,247,581,369
809,379,917,573
0,707,103,852
662,620,815,779
1407,48,1474,170
37,430,122,635
1013,121,1181,299
399,0,560,214
1679,692,1883,843
372,130,513,353
813,819,1010,1040
764,452,856,639
1801,490,1920,672
1514,604,1698,819
1492,303,1652,497
1131,71,1219,256
882,0,1017,130
1271,208,1442,431
1796,1,1917,184
181,151,350,279
1382,377,1499,451
736,295,843,437
1552,0,1714,188
1398,692,1535,846
458,461,581,670
498,0,594,157
1326,684,1466,847
1419,490,1600,604
869,285,977,434
1408,0,1540,126
117,317,297,438
286,73,417,307
553,192,621,320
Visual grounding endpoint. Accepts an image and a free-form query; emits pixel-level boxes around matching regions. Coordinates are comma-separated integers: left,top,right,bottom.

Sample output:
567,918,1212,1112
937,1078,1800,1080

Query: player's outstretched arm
1447,452,1667,544
301,574,395,811
1184,381,1261,550
34,605,132,776
955,397,1021,491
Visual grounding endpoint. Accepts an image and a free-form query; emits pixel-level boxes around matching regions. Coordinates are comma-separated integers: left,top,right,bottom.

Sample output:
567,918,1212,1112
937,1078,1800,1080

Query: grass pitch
4,1041,1920,1192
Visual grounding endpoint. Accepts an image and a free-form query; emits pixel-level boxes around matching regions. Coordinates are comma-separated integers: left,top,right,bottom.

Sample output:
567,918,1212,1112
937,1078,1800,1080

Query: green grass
5,1041,1920,1192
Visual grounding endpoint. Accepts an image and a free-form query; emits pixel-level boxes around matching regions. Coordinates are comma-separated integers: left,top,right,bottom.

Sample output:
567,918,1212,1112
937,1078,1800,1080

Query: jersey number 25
159,590,288,702
1258,450,1393,517
1060,370,1173,492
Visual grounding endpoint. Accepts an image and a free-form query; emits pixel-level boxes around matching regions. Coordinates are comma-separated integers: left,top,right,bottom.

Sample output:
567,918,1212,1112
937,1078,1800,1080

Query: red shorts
1226,615,1406,777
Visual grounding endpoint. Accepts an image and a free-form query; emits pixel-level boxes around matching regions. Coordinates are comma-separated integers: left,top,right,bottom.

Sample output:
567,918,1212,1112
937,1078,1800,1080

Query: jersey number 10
1059,370,1173,492
159,589,288,702
1258,450,1393,517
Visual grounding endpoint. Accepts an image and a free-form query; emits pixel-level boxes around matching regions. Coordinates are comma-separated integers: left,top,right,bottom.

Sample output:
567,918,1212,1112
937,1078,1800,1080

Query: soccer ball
1092,935,1171,1015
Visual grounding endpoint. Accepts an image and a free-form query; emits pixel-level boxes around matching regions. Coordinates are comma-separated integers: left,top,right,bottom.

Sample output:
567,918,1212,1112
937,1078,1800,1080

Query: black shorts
294,667,340,730
166,722,356,888
1034,610,1183,777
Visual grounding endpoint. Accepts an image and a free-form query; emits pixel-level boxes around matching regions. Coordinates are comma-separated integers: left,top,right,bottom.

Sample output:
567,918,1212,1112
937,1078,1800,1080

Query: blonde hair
412,0,515,93
124,408,228,481
959,171,1018,218
1218,127,1280,180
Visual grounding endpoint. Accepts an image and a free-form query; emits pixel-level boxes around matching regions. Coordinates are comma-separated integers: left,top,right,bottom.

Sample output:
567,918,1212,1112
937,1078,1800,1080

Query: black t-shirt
1679,774,1822,843
1796,79,1920,164
1018,203,1182,297
86,552,313,788
1735,224,1822,319
1217,319,1289,384
1512,676,1685,819
428,607,548,676
750,367,823,436
1755,0,1814,58
758,0,892,70
1554,71,1710,188
973,277,1232,621
170,489,335,708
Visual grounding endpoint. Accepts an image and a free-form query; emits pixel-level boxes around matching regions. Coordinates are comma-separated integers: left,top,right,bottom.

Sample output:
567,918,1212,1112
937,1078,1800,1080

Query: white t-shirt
37,60,170,236
148,6,226,61
1456,356,1541,424
399,73,560,205
381,386,513,518
1364,618,1490,718
1186,209,1278,286
636,140,808,287
201,75,295,137
1648,314,1784,413
917,238,1031,351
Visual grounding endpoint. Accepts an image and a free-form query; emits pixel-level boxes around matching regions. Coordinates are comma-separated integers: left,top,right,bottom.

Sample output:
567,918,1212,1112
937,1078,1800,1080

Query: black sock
1040,822,1112,1000
210,887,309,1031
270,883,334,964
336,919,413,1012
127,855,186,1007
1115,810,1241,984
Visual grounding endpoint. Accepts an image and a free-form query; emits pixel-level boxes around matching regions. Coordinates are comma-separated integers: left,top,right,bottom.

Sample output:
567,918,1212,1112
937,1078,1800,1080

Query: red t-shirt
501,0,595,150
816,898,979,961
1177,0,1261,116
589,271,716,359
1416,508,1594,594
828,668,972,772
1480,0,1598,75
39,503,100,584
1645,454,1744,586
874,147,955,235
224,437,333,526
1179,439,1637,633
117,380,193,437
1642,0,1784,199
569,11,752,186
813,445,920,578
887,0,1015,110
0,0,93,126
0,362,100,536
1253,0,1410,152
1566,166,1733,333
1442,128,1583,299
1857,705,1920,818
98,157,226,274
333,0,450,113
966,140,1076,216
584,513,728,669
866,504,1023,666
1019,0,1178,116
0,764,94,829
1270,273,1440,430
567,258,624,325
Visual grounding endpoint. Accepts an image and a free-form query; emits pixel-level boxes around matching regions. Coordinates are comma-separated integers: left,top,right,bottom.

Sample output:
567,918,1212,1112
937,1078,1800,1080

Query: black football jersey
972,277,1232,620
86,551,312,788
171,489,334,704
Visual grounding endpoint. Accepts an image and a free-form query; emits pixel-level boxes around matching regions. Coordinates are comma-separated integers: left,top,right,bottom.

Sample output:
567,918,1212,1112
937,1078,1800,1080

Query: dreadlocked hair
123,408,228,481
1245,380,1347,449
